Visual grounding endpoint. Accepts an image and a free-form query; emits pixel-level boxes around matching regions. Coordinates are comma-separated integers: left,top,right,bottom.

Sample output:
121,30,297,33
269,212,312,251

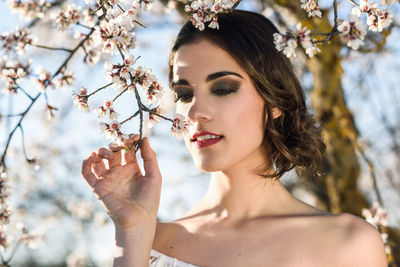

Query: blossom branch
120,110,140,125
142,105,173,123
117,4,125,12
2,240,21,266
0,93,38,169
42,91,51,112
90,0,108,15
86,82,113,98
0,113,24,118
18,125,31,163
112,88,128,102
325,0,339,43
134,19,146,28
309,0,339,44
76,22,94,30
0,20,98,170
116,45,126,61
30,44,73,53
14,83,34,101
133,86,144,152
348,0,360,7
354,142,384,206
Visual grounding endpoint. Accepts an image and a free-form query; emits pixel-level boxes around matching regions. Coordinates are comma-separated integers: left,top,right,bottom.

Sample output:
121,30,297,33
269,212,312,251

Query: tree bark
269,0,368,215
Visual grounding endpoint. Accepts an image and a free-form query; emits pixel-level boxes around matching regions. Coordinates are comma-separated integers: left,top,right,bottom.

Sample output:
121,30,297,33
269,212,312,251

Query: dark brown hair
168,10,326,179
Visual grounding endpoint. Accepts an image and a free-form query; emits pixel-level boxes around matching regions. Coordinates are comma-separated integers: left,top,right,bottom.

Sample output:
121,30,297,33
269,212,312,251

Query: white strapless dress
149,249,201,267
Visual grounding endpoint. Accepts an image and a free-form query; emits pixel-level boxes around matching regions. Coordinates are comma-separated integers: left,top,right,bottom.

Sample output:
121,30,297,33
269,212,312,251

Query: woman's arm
114,221,157,267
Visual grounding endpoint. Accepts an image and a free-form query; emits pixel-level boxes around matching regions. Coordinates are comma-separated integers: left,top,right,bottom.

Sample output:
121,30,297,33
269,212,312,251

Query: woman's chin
194,159,223,173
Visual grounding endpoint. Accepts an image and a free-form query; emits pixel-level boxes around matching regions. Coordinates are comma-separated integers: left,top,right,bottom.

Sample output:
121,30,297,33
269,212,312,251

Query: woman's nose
187,97,212,122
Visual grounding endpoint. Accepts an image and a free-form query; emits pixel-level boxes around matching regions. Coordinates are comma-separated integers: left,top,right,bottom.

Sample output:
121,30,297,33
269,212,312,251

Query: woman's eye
212,89,236,96
174,94,193,103
174,86,237,102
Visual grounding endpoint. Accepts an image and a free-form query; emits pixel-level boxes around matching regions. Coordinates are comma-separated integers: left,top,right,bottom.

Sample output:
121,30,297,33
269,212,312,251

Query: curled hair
168,10,326,179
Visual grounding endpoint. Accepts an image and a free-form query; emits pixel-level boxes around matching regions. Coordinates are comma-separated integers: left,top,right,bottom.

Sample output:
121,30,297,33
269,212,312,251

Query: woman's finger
108,134,140,152
97,147,113,158
123,146,137,164
92,157,107,178
108,151,122,168
140,137,161,178
98,147,121,168
81,153,98,188
108,142,122,152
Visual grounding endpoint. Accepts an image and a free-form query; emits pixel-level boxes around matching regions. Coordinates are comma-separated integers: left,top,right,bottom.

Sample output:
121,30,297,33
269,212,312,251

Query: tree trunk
270,0,368,215
307,44,368,215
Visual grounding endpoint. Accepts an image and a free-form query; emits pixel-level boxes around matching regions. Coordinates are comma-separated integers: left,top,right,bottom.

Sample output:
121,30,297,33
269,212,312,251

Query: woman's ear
271,107,282,119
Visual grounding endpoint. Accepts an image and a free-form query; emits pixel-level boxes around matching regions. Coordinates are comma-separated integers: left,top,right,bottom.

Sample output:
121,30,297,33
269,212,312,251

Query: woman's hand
81,135,162,230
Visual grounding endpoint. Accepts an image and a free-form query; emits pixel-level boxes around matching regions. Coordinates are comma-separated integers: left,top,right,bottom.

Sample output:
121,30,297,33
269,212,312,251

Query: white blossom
283,39,298,58
146,106,165,129
33,67,53,93
99,120,122,139
0,205,12,225
273,23,320,58
0,175,10,205
362,202,388,228
0,226,11,250
300,0,322,17
93,100,119,120
80,7,96,28
171,113,189,138
17,223,45,249
146,80,164,105
351,0,393,32
380,0,397,5
367,8,393,31
0,27,32,54
54,69,74,89
337,15,367,49
93,107,107,117
72,87,90,112
124,55,136,66
208,17,219,29
51,4,81,31
302,40,320,57
82,36,103,65
8,0,51,20
104,61,114,72
92,5,138,55
0,57,31,94
184,0,238,31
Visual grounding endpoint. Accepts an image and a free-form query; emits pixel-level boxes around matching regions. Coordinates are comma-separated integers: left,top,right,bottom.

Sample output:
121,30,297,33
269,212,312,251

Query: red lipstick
191,131,223,149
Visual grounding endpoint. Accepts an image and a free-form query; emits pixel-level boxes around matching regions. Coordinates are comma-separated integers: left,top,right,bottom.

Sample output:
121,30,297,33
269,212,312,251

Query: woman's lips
193,136,223,148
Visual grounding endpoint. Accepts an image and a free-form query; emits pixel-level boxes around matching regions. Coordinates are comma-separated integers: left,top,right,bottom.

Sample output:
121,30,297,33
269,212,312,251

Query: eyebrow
171,71,243,90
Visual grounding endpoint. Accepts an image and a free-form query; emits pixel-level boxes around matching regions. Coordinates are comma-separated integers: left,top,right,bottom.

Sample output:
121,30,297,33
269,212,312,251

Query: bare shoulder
331,212,388,267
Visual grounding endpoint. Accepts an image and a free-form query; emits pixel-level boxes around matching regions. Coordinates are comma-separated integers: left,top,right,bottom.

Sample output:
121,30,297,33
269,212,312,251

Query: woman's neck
202,171,294,223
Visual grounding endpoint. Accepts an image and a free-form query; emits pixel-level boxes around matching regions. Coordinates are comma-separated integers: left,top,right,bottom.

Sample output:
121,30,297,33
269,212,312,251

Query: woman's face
172,39,268,173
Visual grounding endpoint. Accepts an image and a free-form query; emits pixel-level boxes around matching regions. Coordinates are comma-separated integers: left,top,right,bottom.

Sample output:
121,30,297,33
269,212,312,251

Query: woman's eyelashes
174,82,240,103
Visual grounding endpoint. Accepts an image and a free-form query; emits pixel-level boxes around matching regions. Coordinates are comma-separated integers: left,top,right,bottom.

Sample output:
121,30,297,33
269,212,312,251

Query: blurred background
0,0,399,266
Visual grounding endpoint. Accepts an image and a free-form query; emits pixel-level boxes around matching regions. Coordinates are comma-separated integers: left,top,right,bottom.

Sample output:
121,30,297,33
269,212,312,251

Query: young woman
81,10,387,267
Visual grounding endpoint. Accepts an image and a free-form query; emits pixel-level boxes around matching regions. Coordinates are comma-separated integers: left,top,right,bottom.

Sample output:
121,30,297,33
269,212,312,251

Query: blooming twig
0,19,98,171
31,43,73,52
